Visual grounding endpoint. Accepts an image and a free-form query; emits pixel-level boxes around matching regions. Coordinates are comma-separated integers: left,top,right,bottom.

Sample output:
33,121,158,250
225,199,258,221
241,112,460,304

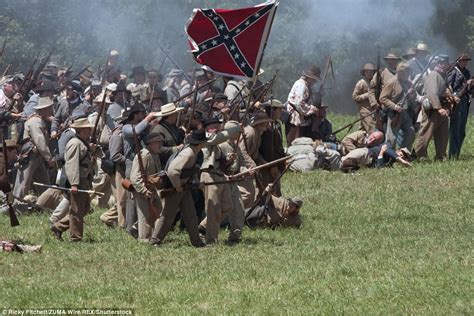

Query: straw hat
93,92,112,104
156,103,184,117
384,53,402,60
70,117,94,129
415,42,430,53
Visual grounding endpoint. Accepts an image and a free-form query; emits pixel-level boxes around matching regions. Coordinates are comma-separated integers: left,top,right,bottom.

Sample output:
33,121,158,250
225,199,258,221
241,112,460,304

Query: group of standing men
0,49,303,245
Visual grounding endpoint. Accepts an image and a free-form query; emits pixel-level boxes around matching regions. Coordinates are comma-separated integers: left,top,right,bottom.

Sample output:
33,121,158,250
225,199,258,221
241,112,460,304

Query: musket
390,52,438,128
22,49,54,101
318,54,335,105
2,64,11,78
158,177,248,199
132,126,160,219
332,109,378,136
58,62,73,87
245,161,293,222
157,43,192,83
227,83,249,120
1,132,20,227
186,82,199,133
0,38,7,58
33,182,104,196
375,48,382,103
173,78,216,105
57,64,92,94
241,72,278,124
229,155,293,180
91,88,108,143
101,50,112,87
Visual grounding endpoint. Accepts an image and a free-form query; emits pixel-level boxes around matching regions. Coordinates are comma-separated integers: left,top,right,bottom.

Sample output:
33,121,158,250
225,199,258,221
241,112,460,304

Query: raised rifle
1,132,19,227
0,38,7,59
2,64,11,78
132,126,160,219
91,88,108,143
390,53,437,127
101,50,112,87
58,63,74,87
157,43,192,83
186,82,200,133
375,48,382,103
173,78,216,105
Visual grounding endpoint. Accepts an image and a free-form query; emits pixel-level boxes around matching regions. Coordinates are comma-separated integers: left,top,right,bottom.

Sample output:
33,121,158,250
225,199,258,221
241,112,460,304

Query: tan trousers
36,188,63,210
92,165,112,208
100,171,127,228
238,177,256,209
359,107,377,133
151,190,201,246
54,189,91,241
414,110,449,160
133,192,161,242
199,172,233,243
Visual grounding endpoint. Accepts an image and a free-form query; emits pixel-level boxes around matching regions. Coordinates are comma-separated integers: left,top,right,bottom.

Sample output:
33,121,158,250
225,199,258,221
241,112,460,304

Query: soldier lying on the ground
245,187,303,229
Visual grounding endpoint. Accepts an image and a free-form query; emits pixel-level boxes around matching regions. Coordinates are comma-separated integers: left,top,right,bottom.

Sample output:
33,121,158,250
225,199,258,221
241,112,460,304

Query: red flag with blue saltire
185,1,278,79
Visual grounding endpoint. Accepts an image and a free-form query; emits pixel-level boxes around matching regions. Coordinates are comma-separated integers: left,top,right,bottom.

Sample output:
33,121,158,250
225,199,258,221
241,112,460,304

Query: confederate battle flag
185,1,278,79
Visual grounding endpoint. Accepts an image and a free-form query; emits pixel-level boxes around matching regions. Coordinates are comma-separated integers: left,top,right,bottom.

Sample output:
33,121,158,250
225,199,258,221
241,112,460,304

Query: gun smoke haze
0,0,471,113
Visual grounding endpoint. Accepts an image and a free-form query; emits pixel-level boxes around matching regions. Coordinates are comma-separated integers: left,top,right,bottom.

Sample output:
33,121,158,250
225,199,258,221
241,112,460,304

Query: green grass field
1,114,473,315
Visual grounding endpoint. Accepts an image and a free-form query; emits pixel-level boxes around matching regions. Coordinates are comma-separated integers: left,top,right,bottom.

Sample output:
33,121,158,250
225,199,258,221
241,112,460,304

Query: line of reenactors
0,49,303,245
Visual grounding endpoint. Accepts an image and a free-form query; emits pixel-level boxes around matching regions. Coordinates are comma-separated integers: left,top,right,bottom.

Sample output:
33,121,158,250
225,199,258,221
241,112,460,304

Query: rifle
332,109,378,136
173,78,216,105
32,182,104,196
241,71,279,124
159,177,247,199
186,82,199,133
101,50,113,87
1,133,19,227
245,160,293,221
318,54,335,105
2,64,11,78
132,126,160,219
375,48,382,103
21,49,54,101
228,155,292,180
58,63,74,87
0,38,7,59
91,88,108,143
157,43,192,83
391,53,437,127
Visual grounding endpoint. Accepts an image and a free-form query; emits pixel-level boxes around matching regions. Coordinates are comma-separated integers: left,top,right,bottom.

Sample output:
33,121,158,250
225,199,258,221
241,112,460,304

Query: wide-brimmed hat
223,120,241,137
110,49,119,57
127,103,147,119
93,92,112,104
437,54,449,64
114,109,130,124
250,111,271,127
360,63,376,76
35,81,58,93
288,197,304,208
66,80,83,94
203,117,222,128
262,99,284,108
168,68,184,78
188,129,208,145
113,82,131,95
130,66,146,78
33,97,54,110
302,64,321,80
213,93,228,102
415,42,430,53
384,53,401,60
458,53,471,61
402,48,416,60
156,103,184,117
70,117,94,129
145,132,164,144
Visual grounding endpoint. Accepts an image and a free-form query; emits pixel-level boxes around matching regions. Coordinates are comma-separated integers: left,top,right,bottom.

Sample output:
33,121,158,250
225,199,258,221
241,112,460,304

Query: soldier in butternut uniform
130,132,163,242
352,63,376,132
51,118,94,241
414,55,452,160
150,129,208,247
198,119,243,244
368,53,401,108
245,193,303,229
238,111,271,208
13,97,55,213
379,62,417,150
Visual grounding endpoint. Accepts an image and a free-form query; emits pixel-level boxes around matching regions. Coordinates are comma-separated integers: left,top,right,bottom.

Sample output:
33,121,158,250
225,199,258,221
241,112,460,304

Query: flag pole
246,0,279,108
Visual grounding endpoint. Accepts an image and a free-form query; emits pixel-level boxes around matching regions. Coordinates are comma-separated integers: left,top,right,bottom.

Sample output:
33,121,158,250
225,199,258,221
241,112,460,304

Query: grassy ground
1,114,473,315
